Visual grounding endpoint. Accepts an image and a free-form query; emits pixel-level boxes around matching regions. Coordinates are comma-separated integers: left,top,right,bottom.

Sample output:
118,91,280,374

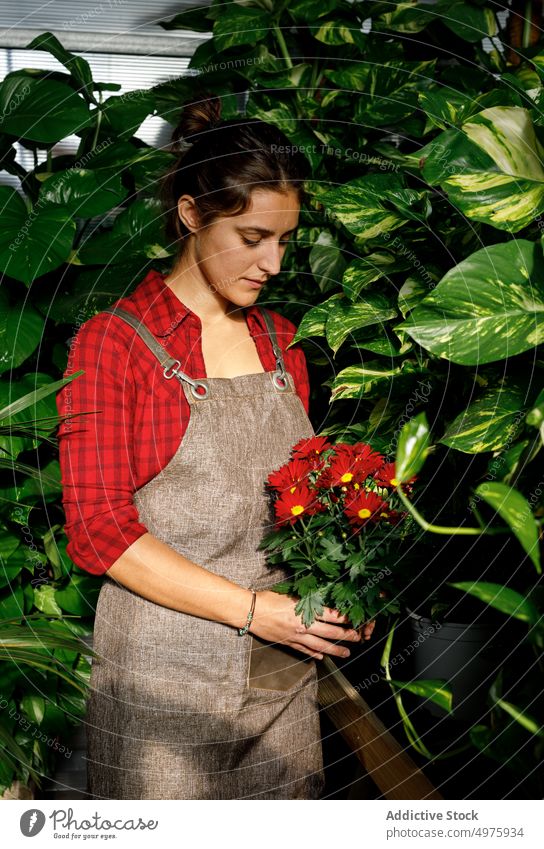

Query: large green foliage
1,0,543,797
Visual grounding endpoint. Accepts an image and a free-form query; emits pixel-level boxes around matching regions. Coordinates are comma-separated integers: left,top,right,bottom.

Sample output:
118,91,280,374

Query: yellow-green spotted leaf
390,678,453,713
309,18,368,49
425,107,544,232
450,581,540,623
440,385,526,453
331,364,396,401
320,173,408,240
375,1,435,34
398,240,544,364
475,482,541,573
213,6,270,51
325,295,398,353
343,252,410,300
441,2,498,41
309,231,347,293
493,698,544,737
289,293,344,345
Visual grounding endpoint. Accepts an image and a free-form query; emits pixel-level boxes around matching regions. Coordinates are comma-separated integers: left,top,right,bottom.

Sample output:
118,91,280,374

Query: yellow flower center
353,482,360,490
380,512,389,518
390,477,400,486
291,505,304,516
358,508,372,519
341,472,353,483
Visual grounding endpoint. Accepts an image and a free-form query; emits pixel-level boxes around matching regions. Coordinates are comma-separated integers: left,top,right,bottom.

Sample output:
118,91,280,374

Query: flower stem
396,486,508,537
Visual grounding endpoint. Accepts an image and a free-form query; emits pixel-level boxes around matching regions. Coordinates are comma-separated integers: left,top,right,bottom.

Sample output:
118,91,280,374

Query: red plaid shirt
56,268,311,576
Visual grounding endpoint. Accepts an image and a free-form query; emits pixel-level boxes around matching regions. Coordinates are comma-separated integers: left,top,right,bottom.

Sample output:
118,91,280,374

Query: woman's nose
258,242,284,276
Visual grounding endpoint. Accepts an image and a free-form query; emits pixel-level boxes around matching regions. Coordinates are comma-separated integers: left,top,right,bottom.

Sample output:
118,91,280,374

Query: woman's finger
297,633,354,658
321,606,351,625
362,619,376,640
296,621,361,643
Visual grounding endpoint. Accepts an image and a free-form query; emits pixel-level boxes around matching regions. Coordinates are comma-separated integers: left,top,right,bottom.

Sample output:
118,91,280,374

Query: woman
56,96,375,800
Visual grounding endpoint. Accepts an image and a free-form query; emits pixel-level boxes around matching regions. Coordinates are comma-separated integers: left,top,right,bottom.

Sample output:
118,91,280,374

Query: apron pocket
247,634,315,693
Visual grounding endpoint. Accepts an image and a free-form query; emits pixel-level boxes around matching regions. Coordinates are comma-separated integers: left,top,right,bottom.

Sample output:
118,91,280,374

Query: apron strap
102,306,209,400
258,307,289,390
102,305,290,397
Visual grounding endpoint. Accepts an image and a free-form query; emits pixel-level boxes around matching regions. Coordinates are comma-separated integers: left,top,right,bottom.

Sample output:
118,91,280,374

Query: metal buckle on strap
163,360,181,379
163,360,209,399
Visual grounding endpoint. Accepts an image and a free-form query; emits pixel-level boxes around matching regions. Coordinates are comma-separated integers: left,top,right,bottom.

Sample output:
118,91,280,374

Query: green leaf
33,584,63,617
25,31,95,101
20,694,45,726
0,187,75,285
0,586,24,623
294,587,327,628
390,678,453,713
309,231,347,294
39,168,128,217
449,581,540,624
441,1,499,41
325,295,398,354
424,107,544,232
398,240,544,365
76,198,170,264
343,251,410,300
0,372,81,421
320,173,408,240
101,90,157,140
395,412,430,482
0,290,44,375
0,74,90,142
330,359,424,401
213,7,270,51
493,698,544,737
440,384,526,453
475,482,541,572
290,294,344,344
55,574,100,615
309,18,368,50
159,7,214,32
0,373,62,458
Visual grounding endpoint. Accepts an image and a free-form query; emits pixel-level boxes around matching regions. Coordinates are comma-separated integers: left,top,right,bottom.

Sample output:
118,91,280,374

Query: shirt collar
129,269,267,338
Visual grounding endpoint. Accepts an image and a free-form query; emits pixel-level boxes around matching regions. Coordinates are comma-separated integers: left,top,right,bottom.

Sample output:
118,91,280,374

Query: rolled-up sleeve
56,316,149,575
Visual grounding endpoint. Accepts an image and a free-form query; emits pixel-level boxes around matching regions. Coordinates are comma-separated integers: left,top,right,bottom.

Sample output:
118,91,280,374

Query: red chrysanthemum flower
374,462,416,488
351,442,384,478
323,443,382,488
343,490,387,527
274,485,325,526
291,435,332,469
267,458,313,493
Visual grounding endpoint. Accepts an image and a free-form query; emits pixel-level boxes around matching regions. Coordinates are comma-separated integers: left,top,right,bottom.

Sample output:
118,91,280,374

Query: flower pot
407,608,502,722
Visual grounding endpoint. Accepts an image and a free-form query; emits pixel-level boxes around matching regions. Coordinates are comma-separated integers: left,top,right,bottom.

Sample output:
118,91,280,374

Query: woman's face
177,187,301,307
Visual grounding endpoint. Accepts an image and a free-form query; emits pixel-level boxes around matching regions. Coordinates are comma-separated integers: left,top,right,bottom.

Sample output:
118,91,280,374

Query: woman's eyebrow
236,225,298,236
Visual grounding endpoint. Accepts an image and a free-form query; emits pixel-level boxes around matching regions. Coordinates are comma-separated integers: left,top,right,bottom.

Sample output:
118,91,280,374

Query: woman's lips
244,278,266,289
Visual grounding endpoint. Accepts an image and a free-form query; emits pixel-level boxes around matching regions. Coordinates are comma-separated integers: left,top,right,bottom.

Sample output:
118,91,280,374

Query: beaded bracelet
238,590,257,636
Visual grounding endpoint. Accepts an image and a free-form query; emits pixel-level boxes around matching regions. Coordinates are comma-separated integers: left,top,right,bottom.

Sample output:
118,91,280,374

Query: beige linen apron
85,305,325,800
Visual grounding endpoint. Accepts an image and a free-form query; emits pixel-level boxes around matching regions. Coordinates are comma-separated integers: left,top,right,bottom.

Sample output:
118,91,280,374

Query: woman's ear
177,194,200,233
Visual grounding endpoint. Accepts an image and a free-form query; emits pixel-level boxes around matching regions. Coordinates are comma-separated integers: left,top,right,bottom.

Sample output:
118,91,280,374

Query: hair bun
172,92,222,147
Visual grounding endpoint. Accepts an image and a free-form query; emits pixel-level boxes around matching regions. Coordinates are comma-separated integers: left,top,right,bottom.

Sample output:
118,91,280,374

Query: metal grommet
190,381,209,400
272,371,289,391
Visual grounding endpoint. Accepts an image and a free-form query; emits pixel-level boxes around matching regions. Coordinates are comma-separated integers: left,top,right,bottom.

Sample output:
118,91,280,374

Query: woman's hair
159,91,311,250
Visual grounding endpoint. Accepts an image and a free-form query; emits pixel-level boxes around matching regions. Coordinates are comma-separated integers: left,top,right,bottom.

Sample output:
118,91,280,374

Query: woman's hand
248,590,364,660
359,619,377,641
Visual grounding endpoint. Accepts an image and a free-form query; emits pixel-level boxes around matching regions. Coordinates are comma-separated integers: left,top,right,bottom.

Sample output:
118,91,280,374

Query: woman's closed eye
242,237,291,247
